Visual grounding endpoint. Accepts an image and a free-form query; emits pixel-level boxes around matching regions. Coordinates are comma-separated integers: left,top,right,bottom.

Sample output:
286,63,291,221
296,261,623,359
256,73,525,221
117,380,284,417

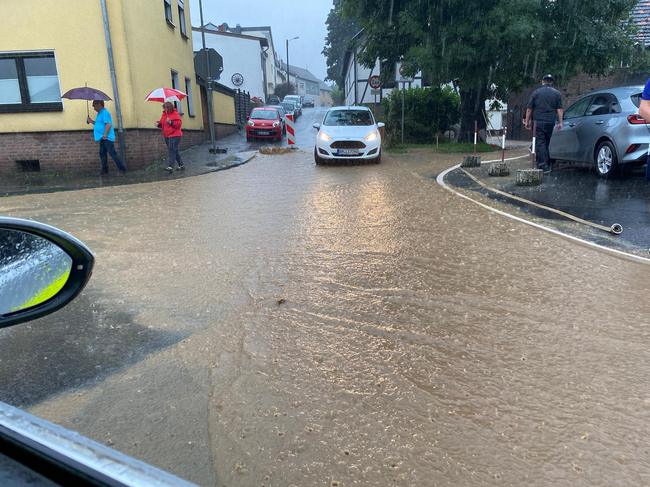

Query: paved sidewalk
448,155,650,254
0,132,255,197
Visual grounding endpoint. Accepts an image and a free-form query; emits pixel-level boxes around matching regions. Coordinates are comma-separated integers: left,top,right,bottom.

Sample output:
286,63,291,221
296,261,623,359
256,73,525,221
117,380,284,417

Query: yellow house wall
1,0,111,132
119,0,202,130
213,91,236,125
1,0,202,133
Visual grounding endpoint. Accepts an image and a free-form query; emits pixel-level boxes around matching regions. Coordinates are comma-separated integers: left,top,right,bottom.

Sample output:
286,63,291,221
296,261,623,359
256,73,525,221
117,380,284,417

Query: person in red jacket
156,101,184,172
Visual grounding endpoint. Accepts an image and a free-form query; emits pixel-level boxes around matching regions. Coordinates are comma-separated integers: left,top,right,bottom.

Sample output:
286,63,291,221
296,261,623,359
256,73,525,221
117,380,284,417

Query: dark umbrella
61,85,112,117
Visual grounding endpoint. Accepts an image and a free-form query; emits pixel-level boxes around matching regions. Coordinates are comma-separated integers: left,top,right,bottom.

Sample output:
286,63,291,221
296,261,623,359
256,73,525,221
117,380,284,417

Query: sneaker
176,164,185,171
165,166,174,173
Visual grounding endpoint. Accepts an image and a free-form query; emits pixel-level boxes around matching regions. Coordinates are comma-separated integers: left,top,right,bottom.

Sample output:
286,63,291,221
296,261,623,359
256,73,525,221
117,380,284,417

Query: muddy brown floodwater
1,138,650,486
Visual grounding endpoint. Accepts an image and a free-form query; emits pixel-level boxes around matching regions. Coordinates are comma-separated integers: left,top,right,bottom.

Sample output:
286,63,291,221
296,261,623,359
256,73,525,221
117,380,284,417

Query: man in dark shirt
523,74,563,173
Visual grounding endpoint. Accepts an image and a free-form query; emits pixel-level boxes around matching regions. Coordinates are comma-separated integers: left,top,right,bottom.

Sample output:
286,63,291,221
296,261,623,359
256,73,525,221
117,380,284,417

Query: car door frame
576,92,618,163
550,95,593,161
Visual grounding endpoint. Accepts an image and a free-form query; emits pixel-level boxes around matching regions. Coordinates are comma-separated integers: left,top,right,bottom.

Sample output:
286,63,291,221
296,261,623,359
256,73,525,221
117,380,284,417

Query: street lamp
286,36,299,93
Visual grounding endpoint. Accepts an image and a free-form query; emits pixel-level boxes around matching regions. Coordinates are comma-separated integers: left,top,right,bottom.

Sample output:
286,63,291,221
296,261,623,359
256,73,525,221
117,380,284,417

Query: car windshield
323,109,373,126
250,109,277,120
281,103,295,111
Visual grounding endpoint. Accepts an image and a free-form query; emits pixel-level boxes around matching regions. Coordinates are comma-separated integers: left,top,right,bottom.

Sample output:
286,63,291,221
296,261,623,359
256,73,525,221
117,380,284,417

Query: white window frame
171,69,182,113
184,77,194,117
177,0,187,38
164,0,174,26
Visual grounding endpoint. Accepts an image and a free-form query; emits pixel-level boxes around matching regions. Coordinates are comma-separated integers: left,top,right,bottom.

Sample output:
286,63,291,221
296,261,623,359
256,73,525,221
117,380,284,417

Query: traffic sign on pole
368,75,382,90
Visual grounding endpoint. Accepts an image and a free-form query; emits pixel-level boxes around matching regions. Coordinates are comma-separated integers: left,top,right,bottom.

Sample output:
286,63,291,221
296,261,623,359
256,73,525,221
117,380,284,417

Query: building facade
229,25,280,98
278,61,321,98
342,40,424,106
1,0,205,175
319,82,334,107
192,26,268,100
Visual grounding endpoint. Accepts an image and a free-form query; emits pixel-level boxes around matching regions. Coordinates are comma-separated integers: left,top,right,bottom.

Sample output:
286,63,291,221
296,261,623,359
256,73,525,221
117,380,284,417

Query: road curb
436,157,650,265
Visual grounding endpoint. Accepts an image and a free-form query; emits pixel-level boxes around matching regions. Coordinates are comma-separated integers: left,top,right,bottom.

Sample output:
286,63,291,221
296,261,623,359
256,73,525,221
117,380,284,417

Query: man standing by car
86,100,127,175
523,74,563,173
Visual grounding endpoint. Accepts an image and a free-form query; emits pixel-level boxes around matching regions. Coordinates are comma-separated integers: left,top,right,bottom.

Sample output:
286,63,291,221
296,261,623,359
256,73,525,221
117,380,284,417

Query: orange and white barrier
286,114,296,145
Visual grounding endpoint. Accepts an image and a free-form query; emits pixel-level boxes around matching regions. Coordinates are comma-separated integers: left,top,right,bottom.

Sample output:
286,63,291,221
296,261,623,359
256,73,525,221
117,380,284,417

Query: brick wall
0,129,205,175
214,123,238,139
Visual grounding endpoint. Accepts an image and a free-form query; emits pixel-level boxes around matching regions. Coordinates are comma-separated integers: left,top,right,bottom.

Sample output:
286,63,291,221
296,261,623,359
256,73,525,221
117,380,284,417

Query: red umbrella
145,87,187,103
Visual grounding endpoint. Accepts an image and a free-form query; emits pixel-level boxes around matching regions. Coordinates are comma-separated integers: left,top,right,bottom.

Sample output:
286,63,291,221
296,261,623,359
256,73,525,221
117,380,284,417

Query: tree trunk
459,87,486,143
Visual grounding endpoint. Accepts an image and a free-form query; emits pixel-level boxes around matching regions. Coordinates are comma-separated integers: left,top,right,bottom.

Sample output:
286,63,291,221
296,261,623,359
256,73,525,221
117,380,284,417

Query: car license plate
337,149,359,155
257,131,270,135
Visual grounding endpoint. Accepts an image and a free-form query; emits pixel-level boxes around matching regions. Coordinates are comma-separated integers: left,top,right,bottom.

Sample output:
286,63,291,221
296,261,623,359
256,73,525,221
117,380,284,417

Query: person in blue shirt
86,100,127,175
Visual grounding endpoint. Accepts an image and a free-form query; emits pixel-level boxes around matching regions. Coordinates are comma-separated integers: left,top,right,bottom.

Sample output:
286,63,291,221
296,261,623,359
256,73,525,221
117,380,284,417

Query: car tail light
627,114,647,124
625,144,641,154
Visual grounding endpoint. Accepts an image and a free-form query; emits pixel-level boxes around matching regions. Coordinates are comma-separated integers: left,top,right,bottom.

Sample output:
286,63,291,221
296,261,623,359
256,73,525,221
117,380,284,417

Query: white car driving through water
313,106,384,164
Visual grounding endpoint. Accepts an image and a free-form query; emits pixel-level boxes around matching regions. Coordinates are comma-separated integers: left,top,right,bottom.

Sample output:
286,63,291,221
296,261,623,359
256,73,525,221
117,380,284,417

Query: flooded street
1,109,650,486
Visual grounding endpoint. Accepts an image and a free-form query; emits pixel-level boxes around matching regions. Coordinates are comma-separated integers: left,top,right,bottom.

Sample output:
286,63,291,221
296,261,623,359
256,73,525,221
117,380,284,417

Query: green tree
382,86,460,145
323,0,360,88
274,82,295,100
330,84,345,105
339,0,639,140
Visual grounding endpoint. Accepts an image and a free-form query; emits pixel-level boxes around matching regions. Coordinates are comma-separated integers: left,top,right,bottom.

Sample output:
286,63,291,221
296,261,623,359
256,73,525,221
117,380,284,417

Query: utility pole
198,0,217,154
286,39,289,91
286,37,299,94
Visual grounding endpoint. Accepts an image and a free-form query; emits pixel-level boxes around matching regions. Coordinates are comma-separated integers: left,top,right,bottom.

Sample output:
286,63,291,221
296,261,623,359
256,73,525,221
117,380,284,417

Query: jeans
535,121,555,169
165,137,183,167
99,139,126,173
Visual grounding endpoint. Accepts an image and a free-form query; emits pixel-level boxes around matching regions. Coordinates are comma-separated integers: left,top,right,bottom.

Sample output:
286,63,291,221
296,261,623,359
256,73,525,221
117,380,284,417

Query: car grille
331,140,366,149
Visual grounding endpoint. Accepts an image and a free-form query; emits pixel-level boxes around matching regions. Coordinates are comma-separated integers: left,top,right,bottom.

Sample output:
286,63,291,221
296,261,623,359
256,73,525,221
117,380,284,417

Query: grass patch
387,141,499,154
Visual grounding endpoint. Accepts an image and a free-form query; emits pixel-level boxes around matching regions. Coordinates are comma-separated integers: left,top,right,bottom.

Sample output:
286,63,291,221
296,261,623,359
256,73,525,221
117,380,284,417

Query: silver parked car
549,86,650,177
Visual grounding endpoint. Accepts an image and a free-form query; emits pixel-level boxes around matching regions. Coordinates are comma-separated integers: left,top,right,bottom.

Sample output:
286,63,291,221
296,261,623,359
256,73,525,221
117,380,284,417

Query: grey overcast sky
189,0,334,81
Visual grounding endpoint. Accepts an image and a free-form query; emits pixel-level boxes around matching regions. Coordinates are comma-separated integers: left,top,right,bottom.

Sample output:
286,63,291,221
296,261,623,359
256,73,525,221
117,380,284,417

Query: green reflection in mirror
0,229,73,315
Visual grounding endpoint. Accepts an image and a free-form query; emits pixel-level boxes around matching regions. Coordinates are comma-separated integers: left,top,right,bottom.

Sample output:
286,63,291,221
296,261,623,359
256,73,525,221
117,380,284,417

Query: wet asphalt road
1,108,650,486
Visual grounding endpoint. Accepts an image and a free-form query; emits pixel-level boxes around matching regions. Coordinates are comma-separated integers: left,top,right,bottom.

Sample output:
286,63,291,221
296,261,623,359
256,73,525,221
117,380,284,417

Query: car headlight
364,131,379,142
319,132,332,142
247,120,255,127
273,121,280,127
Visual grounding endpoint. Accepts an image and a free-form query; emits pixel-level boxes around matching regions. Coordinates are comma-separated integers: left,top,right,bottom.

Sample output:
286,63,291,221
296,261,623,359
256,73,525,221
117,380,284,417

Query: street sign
396,62,414,83
193,48,223,84
368,75,382,90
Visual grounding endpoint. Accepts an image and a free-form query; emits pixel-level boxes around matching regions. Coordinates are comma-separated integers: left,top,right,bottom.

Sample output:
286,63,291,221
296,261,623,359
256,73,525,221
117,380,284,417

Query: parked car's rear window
324,110,373,126
250,109,278,120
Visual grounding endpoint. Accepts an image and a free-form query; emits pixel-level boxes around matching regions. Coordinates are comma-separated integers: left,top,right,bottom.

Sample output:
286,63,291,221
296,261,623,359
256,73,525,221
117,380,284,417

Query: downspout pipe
100,0,127,165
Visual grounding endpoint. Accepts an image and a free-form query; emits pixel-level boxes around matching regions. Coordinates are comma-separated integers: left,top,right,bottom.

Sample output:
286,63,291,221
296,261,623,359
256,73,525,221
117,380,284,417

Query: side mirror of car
0,217,94,328
313,123,321,130
246,116,250,121
377,122,386,129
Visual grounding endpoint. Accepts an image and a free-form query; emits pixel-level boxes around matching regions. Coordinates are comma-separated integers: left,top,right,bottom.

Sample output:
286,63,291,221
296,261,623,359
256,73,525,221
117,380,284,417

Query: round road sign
368,75,382,90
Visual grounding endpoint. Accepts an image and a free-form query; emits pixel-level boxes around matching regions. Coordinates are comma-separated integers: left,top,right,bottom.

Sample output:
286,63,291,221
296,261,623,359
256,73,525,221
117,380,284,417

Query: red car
246,107,283,142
